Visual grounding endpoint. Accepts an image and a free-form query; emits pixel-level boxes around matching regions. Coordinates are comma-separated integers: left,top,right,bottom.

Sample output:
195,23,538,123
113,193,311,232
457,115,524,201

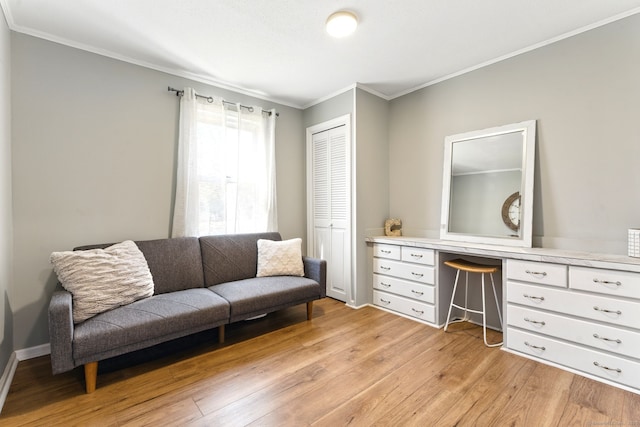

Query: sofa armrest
302,257,327,298
48,284,76,374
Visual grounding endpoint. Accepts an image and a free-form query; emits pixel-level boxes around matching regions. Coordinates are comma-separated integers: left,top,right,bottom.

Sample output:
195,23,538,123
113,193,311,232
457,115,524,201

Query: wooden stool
443,258,503,347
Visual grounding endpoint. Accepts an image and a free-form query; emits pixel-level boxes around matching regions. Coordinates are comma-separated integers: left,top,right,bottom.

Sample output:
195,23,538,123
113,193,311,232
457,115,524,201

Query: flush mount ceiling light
326,11,358,38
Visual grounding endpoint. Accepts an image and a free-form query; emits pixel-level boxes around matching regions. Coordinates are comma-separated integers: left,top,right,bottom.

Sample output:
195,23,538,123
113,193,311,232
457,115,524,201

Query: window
172,88,277,237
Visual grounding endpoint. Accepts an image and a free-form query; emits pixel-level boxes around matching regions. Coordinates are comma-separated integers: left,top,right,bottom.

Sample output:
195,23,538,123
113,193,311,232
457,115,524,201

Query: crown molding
390,7,640,100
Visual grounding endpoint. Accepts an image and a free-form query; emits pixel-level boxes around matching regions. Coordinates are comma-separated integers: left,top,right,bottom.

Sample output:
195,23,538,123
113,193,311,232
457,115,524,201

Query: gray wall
389,13,640,254
10,33,305,350
354,88,389,307
0,7,13,373
302,89,354,129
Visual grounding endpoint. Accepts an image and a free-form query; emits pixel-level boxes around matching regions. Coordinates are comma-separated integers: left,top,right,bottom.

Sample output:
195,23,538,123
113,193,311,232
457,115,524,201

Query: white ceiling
2,0,640,108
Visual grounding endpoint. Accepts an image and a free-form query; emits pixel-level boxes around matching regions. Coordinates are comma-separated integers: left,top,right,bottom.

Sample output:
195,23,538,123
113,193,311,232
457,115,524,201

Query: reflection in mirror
440,120,536,247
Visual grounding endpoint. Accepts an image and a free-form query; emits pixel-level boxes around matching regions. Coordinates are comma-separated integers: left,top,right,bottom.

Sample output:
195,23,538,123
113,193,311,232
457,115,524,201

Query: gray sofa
48,232,326,393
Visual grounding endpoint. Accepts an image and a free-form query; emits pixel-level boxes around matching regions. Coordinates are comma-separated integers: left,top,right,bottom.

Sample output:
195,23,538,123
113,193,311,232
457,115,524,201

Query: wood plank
487,362,575,426
557,375,627,426
194,309,421,424
2,298,640,427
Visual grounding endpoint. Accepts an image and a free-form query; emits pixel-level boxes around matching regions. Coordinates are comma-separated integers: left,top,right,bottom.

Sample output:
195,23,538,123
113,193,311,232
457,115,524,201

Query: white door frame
306,114,352,302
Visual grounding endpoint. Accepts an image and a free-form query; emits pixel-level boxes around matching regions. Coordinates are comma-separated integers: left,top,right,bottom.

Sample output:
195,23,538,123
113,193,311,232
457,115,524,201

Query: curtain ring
207,96,214,103
248,106,254,112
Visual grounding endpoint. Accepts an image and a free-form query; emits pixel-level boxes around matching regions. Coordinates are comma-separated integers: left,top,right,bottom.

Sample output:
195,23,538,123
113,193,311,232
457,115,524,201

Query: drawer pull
379,282,391,288
524,341,546,351
379,298,391,305
411,290,424,296
523,294,545,302
380,249,392,254
525,270,547,278
593,306,622,315
410,253,423,259
593,361,622,374
411,272,424,278
380,266,391,271
411,308,424,315
593,334,622,344
593,278,622,287
524,318,546,326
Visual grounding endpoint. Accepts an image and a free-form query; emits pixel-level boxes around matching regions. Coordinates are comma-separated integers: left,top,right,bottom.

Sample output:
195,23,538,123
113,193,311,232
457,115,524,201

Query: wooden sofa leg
307,301,313,320
84,362,98,394
218,324,225,343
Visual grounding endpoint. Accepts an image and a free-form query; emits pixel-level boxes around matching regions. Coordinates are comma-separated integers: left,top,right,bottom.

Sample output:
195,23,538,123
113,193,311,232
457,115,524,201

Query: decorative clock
501,191,521,232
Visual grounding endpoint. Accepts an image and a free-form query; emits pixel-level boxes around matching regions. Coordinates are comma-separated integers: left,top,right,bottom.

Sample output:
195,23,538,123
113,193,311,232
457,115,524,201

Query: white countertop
366,236,640,273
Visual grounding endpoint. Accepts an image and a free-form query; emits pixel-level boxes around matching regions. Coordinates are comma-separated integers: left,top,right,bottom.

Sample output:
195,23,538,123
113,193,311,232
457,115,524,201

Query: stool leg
481,273,489,346
490,273,503,330
483,272,503,348
444,269,461,332
463,271,469,321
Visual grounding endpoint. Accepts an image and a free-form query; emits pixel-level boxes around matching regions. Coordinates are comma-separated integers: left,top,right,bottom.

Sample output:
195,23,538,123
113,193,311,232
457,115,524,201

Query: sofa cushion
200,232,282,286
72,288,229,361
50,240,155,323
257,238,304,277
135,237,205,294
209,276,320,321
75,237,205,294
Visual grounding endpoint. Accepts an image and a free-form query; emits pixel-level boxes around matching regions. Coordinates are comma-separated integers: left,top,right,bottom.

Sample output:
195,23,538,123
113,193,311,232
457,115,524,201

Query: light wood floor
2,298,640,426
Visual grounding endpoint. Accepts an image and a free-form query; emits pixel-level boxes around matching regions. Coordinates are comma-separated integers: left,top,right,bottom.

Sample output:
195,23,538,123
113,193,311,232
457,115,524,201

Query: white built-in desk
366,236,640,394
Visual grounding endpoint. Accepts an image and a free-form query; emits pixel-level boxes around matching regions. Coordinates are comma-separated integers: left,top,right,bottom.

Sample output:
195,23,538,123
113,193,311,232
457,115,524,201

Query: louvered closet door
311,124,350,302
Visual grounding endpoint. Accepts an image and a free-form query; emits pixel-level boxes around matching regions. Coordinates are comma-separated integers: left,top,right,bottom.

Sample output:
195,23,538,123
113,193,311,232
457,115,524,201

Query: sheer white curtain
172,87,277,237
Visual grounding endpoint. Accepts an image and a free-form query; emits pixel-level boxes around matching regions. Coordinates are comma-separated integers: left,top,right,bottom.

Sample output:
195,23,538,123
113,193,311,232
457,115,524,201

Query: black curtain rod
167,87,278,117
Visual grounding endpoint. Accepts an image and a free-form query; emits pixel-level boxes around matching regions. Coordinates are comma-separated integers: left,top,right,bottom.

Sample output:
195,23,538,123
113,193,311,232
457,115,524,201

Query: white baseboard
345,302,369,309
0,343,51,414
0,352,18,414
15,343,50,361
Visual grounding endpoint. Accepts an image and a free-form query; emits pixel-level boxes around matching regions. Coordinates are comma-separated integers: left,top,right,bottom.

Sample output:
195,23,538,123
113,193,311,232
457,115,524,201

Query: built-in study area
368,119,640,394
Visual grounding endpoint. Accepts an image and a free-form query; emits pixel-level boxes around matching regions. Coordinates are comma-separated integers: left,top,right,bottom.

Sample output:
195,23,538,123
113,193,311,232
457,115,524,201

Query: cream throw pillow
50,240,155,323
256,238,305,277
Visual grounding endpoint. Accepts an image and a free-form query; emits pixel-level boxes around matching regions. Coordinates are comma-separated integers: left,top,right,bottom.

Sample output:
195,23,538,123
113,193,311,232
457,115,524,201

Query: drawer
401,247,435,265
508,328,640,390
570,266,640,300
373,290,435,323
508,281,640,329
373,273,435,304
373,258,435,284
507,260,567,288
507,305,640,360
373,244,401,260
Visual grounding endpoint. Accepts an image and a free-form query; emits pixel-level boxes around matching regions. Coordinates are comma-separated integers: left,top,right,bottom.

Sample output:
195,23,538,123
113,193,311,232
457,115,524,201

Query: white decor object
629,229,640,258
256,238,304,277
326,11,358,38
50,240,155,323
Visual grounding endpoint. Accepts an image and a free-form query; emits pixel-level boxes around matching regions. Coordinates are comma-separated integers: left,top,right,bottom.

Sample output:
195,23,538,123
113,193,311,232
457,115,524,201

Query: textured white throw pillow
50,240,155,323
256,238,305,277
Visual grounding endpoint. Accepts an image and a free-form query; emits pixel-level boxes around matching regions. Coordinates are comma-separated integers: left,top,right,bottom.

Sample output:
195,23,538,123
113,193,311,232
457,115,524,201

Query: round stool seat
444,259,499,274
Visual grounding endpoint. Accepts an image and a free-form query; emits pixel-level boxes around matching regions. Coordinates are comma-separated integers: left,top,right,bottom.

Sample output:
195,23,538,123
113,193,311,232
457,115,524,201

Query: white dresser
366,235,640,393
372,243,437,325
506,260,640,391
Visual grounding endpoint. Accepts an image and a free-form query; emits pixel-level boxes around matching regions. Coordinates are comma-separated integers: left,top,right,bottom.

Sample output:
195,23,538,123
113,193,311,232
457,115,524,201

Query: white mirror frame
440,120,537,248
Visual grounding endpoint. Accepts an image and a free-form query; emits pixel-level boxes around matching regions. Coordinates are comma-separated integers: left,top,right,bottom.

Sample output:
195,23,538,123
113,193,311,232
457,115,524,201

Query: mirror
440,120,536,247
